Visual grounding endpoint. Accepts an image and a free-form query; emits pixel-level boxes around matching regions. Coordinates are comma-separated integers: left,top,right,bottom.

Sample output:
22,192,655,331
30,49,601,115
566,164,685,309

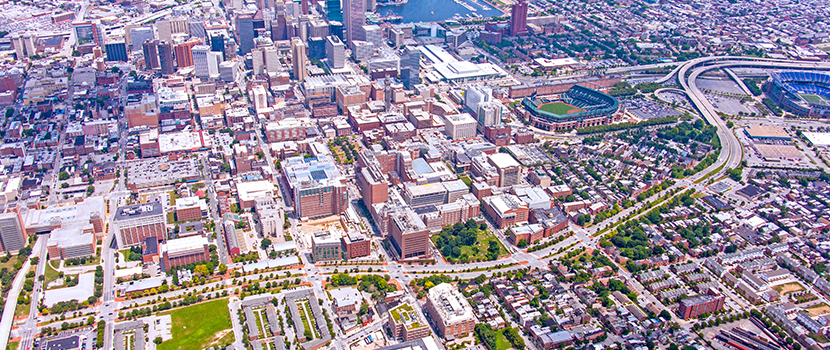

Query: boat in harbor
376,0,408,5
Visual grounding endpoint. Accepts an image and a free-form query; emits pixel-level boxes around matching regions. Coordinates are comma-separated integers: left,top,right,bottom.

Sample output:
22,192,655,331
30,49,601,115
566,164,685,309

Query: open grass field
495,329,512,350
539,101,585,115
158,299,233,350
772,282,805,296
806,303,830,317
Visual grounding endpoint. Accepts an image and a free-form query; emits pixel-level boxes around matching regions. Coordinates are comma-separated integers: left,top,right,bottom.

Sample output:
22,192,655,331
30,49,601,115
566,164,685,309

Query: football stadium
767,71,830,118
522,85,621,131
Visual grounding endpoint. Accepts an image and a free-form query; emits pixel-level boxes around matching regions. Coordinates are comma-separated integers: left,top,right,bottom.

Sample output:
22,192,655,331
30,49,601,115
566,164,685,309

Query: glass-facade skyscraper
327,0,342,22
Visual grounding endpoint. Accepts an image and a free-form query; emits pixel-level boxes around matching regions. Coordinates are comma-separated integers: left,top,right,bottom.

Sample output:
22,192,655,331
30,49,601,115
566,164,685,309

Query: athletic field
538,101,586,115
800,93,830,105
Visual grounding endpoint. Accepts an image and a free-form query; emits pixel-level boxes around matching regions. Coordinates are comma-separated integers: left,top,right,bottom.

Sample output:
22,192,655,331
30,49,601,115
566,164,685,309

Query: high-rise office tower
142,39,160,69
236,13,255,55
264,46,279,73
309,21,330,38
105,41,128,61
329,22,344,40
325,35,345,69
291,37,307,82
210,35,225,52
156,19,173,42
174,39,201,68
271,14,287,41
342,0,365,46
0,211,26,253
362,24,383,47
308,37,326,60
252,47,266,75
129,27,154,51
302,0,309,14
192,45,211,78
400,46,420,89
189,19,207,38
158,40,175,75
157,18,187,42
11,34,25,60
509,0,528,36
327,0,342,22
252,10,266,31
366,0,376,12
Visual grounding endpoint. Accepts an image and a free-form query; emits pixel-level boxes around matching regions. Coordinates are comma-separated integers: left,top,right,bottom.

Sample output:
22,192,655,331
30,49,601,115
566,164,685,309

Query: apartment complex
388,303,430,341
425,283,476,339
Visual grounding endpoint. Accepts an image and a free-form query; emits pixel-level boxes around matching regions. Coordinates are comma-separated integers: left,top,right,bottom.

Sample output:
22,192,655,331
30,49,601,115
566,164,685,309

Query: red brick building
161,236,211,271
342,232,371,259
174,196,207,222
678,293,725,319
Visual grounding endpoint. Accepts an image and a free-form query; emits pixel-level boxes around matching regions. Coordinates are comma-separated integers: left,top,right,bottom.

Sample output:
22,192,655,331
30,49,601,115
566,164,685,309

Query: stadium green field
538,101,586,115
800,93,830,105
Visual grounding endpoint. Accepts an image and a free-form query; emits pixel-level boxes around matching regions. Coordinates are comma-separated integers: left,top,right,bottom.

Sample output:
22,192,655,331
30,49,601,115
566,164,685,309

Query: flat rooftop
158,131,211,153
127,158,201,187
164,235,209,255
803,132,830,146
282,155,343,188
113,202,164,221
744,125,790,139
754,144,803,158
24,196,105,232
488,153,520,169
175,196,207,210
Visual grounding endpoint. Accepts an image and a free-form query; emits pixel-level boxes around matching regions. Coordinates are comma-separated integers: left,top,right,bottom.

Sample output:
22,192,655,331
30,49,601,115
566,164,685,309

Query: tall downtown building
327,0,343,22
142,39,160,69
158,41,175,75
292,37,308,82
509,0,528,36
342,0,365,46
0,211,26,253
400,46,420,89
236,13,254,55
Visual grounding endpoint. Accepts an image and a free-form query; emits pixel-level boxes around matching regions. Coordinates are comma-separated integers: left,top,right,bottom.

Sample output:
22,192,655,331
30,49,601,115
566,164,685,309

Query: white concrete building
443,113,477,140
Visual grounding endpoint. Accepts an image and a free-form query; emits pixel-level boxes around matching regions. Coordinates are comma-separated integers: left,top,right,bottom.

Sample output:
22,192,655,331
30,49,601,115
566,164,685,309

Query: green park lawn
539,101,585,115
44,260,60,286
494,329,512,350
158,299,233,350
432,229,508,263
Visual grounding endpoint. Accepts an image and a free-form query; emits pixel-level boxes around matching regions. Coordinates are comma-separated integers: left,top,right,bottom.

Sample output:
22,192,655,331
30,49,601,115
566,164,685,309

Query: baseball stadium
521,85,621,131
767,71,830,118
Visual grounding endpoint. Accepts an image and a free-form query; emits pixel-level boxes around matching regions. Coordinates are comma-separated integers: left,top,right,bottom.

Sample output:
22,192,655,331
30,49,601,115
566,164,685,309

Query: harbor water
377,0,504,23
